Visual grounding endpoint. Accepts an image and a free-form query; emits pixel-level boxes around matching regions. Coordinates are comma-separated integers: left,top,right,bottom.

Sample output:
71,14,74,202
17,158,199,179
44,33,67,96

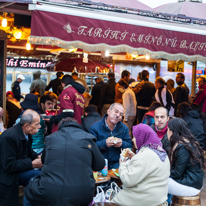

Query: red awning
29,3,206,63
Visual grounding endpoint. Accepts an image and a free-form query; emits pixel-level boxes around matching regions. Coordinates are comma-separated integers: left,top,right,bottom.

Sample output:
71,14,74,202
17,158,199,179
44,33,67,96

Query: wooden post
191,61,197,96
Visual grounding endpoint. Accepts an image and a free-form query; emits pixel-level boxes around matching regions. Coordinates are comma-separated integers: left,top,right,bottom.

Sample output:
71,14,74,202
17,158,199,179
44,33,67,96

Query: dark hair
85,105,97,114
62,74,73,85
155,77,165,85
148,101,162,112
118,79,129,89
177,102,191,117
142,70,149,80
121,70,130,78
128,78,135,84
108,72,115,78
167,79,175,92
191,103,201,113
199,76,206,82
168,118,205,169
58,117,78,129
56,71,63,78
40,95,53,105
137,72,142,80
72,72,78,77
177,73,185,80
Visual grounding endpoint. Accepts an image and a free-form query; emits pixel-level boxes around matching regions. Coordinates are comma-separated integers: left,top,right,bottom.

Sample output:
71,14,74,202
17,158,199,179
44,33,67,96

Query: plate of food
39,114,53,119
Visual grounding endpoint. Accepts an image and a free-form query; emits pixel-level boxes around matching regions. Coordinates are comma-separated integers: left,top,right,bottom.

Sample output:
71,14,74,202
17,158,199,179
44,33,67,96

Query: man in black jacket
99,72,116,116
90,76,104,112
45,72,64,95
136,70,156,123
82,105,102,131
151,107,170,153
11,74,25,101
173,73,189,116
24,117,105,206
0,110,43,206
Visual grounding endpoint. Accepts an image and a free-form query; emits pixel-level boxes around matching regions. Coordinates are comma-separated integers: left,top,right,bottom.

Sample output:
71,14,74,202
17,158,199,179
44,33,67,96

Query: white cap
17,74,25,80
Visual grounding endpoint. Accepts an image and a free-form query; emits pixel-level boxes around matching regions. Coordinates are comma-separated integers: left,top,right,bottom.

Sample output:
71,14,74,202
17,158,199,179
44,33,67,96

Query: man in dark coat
0,110,43,206
150,107,170,153
11,74,25,101
173,73,189,116
90,76,104,112
24,117,105,206
82,105,102,131
45,71,64,95
99,72,116,116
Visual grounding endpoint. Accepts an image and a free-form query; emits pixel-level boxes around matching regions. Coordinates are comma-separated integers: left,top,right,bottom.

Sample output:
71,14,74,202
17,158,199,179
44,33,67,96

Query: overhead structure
29,1,206,63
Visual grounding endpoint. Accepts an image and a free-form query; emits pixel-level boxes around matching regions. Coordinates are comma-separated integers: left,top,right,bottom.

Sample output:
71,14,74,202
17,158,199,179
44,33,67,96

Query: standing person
72,72,90,93
30,70,46,97
177,102,205,148
166,79,175,95
151,107,170,152
112,124,170,206
135,70,156,123
99,72,116,116
45,71,64,95
11,74,25,101
173,73,189,116
0,110,43,206
193,76,206,113
167,118,204,197
90,76,104,111
155,77,175,117
115,70,130,103
118,80,137,137
50,75,85,133
90,103,133,170
129,72,142,88
23,117,105,206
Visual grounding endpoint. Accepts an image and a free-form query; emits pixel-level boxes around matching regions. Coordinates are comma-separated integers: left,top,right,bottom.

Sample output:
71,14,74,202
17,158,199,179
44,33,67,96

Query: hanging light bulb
26,41,31,50
146,55,150,60
105,50,110,57
2,18,7,27
13,31,22,39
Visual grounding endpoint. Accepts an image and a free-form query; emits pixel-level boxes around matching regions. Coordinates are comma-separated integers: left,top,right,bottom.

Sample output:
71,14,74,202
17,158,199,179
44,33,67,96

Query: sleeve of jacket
170,145,190,179
99,83,107,109
90,138,105,171
123,92,130,121
89,125,108,151
45,81,52,91
12,82,22,100
30,82,34,93
121,126,133,149
174,87,183,108
1,136,33,173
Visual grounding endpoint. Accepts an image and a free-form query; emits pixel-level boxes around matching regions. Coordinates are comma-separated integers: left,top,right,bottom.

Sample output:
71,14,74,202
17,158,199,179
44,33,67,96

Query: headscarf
132,123,167,162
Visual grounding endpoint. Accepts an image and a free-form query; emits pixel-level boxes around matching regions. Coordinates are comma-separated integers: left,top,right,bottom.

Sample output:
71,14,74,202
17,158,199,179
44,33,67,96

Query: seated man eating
90,103,133,170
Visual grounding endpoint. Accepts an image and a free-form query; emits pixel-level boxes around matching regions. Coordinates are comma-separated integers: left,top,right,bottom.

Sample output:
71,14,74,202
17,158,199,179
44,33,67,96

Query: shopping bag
105,182,121,202
88,186,105,206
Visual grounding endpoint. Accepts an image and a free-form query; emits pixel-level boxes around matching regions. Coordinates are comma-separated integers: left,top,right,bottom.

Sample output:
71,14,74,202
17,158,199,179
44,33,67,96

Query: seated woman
112,124,170,206
142,101,162,126
167,118,204,197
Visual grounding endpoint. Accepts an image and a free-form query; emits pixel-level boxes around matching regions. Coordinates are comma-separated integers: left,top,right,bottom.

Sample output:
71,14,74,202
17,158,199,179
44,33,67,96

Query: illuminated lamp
146,55,150,60
13,31,22,39
105,50,110,57
26,41,31,50
2,18,7,27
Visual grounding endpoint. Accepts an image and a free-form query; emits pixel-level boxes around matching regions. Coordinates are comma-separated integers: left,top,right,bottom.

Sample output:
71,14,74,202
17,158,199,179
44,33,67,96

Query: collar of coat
15,123,32,141
102,114,123,131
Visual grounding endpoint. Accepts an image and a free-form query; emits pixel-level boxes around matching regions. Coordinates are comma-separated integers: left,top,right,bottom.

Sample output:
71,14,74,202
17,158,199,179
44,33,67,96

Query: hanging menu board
0,40,4,107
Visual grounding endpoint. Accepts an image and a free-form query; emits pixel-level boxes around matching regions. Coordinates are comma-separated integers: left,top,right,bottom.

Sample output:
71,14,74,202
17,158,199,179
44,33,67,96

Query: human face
155,81,161,89
45,100,53,110
72,75,78,80
124,75,130,83
154,108,169,130
26,116,41,135
107,104,124,125
198,78,205,87
176,74,183,85
132,136,137,149
167,127,173,141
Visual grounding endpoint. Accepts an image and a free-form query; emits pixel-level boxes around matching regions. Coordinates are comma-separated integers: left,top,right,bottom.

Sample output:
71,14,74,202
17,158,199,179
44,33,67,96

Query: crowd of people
0,69,205,206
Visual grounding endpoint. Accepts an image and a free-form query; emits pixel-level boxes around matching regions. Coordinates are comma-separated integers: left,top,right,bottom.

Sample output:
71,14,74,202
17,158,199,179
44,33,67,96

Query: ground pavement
200,169,206,205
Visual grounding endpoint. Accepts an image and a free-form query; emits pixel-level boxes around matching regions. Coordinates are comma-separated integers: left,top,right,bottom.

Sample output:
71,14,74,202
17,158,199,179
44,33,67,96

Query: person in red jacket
50,75,85,132
194,76,206,113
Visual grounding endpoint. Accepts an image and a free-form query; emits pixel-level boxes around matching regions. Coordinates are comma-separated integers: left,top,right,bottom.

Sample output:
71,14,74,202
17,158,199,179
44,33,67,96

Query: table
108,169,119,179
95,175,111,184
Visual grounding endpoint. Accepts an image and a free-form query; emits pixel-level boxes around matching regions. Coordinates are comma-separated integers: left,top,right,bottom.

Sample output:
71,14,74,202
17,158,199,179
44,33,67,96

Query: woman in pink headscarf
112,124,170,206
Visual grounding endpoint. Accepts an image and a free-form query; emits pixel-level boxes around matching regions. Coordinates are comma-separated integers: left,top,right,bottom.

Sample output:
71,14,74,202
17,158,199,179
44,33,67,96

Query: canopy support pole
191,61,197,96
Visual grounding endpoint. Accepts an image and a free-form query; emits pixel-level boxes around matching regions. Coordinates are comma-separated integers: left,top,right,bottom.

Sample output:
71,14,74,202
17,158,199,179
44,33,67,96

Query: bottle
102,159,108,177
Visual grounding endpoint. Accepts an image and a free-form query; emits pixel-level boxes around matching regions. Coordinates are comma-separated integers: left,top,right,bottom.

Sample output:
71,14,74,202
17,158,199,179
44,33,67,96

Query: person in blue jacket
90,103,133,170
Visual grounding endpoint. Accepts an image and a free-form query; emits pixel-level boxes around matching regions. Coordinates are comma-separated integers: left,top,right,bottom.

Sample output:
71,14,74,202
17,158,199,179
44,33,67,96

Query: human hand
119,157,126,165
43,118,50,122
106,138,115,147
32,158,43,168
127,149,135,159
114,138,122,147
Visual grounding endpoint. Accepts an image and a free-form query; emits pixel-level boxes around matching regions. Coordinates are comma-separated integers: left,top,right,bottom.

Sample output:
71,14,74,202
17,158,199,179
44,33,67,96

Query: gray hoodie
30,70,46,96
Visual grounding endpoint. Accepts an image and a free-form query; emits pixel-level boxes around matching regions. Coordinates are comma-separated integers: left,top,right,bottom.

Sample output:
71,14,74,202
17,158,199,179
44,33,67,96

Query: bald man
0,109,43,206
150,107,170,153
